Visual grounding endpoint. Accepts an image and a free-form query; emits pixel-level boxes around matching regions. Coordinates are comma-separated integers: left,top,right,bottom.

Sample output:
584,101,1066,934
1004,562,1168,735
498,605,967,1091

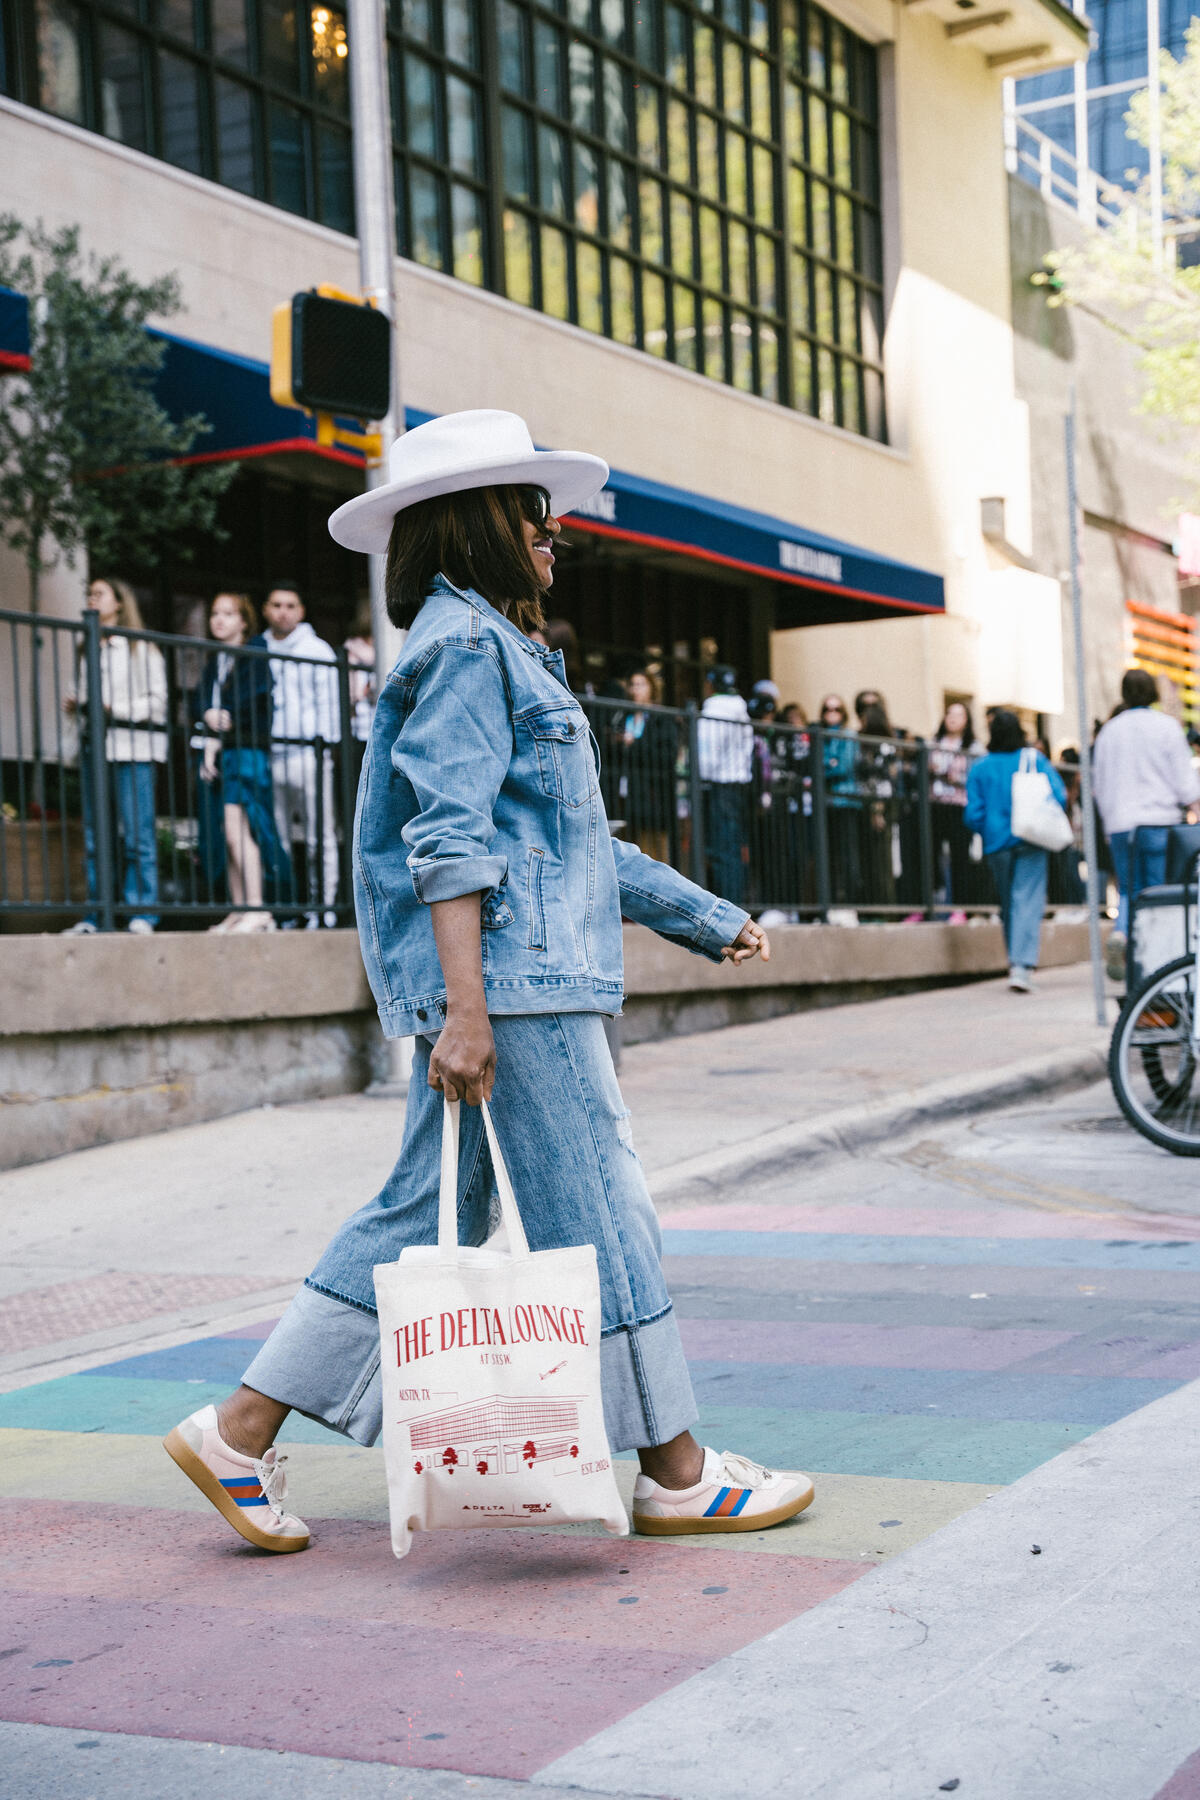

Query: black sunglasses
516,485,553,527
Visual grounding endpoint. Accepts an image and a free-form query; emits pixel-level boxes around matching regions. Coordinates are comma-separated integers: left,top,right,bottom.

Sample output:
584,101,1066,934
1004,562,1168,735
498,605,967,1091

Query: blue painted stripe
685,1360,1180,1426
703,1486,731,1518
729,1488,753,1517
661,1231,1200,1271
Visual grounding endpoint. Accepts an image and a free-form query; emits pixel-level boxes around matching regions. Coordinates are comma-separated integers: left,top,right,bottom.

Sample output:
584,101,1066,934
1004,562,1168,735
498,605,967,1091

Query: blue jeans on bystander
82,761,159,927
1108,825,1170,937
987,841,1049,970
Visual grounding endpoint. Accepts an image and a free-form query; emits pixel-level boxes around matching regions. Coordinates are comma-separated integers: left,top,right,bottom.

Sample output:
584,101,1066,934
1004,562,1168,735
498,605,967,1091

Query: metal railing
0,608,357,931
581,695,1084,920
0,607,1085,931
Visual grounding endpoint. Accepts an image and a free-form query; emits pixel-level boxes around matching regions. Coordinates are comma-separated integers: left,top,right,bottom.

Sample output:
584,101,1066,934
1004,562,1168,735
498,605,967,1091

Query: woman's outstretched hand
720,920,770,965
428,1006,496,1106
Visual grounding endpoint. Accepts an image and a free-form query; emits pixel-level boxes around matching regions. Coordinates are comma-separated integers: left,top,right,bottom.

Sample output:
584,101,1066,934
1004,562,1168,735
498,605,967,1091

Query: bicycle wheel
1109,953,1200,1155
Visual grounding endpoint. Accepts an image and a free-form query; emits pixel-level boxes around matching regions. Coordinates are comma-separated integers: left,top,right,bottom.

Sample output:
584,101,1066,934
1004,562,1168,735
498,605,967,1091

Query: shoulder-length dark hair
385,486,547,635
988,708,1026,754
935,704,976,750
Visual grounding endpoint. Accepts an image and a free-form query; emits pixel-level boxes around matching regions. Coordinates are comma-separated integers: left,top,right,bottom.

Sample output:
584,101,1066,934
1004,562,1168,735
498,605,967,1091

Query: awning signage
561,468,944,615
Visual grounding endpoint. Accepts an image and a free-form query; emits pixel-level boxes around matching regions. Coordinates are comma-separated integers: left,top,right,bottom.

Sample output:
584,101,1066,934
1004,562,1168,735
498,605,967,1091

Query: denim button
416,1007,427,1020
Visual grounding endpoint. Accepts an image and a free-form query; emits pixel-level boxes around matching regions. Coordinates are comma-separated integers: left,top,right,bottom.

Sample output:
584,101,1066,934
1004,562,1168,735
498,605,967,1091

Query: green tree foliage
1046,24,1200,434
0,216,237,612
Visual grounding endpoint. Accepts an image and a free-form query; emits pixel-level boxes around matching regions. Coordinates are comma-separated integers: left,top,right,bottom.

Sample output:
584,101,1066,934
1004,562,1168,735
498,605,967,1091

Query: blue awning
2,284,943,616
560,467,944,616
0,286,30,370
150,326,371,468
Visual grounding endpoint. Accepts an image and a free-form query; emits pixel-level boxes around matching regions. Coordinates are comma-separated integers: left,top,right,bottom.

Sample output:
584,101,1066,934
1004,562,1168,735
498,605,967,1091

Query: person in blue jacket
163,409,816,1554
965,708,1067,992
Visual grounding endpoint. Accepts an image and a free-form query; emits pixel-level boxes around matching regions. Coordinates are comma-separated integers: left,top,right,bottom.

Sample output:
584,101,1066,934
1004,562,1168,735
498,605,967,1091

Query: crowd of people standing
55,581,1197,982
61,577,376,935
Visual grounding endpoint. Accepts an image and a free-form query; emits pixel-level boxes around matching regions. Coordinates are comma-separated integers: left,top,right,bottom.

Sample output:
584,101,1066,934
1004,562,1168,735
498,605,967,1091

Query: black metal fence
0,608,1084,932
581,695,1085,919
0,608,357,932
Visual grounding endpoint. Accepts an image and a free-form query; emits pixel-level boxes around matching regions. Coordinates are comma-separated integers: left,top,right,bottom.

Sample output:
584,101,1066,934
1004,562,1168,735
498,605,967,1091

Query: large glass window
384,0,884,433
6,0,887,436
11,0,354,232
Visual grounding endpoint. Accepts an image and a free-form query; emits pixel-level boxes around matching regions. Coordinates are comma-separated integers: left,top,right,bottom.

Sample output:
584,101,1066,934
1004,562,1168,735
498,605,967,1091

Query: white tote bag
1010,747,1074,852
373,1096,629,1558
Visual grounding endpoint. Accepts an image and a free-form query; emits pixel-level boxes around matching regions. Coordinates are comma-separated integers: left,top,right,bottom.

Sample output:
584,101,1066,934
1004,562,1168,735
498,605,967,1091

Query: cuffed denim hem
241,1283,697,1454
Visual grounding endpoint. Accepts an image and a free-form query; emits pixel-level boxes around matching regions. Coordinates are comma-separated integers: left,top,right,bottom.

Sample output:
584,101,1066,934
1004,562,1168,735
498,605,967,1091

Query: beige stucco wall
0,9,1075,731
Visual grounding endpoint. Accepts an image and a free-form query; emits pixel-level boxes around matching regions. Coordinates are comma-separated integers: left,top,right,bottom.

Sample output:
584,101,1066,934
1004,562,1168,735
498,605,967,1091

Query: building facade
2,0,1085,728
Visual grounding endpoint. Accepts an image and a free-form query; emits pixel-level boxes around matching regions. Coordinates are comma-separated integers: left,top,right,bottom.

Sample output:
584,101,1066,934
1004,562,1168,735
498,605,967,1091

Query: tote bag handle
438,1096,531,1264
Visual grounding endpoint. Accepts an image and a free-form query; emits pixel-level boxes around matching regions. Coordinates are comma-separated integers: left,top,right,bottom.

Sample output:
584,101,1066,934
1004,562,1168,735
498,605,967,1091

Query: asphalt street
2,984,1199,1799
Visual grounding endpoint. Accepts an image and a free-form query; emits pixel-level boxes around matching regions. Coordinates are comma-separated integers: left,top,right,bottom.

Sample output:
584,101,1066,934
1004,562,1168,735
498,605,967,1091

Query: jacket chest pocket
526,706,598,809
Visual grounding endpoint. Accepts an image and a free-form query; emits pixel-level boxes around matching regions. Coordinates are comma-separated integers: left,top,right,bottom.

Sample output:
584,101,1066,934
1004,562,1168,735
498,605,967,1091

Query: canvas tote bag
373,1096,629,1558
1011,747,1074,852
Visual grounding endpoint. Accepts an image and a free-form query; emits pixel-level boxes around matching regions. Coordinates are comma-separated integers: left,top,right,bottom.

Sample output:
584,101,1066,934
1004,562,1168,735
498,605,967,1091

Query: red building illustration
407,1395,582,1475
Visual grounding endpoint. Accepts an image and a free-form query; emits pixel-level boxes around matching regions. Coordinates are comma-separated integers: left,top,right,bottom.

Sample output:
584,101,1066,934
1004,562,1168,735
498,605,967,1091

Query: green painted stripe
0,1377,346,1444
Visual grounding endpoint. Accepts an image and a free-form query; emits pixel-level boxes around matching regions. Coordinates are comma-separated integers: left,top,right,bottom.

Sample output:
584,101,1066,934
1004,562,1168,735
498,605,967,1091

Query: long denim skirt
243,1013,698,1452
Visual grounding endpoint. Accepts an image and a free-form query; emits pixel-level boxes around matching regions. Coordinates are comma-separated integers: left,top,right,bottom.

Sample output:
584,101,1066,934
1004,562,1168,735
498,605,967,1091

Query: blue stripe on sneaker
233,1494,269,1507
729,1488,752,1517
703,1486,731,1518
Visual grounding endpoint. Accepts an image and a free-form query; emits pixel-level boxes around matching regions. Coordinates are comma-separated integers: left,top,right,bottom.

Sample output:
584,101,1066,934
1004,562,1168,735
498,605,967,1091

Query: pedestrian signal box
271,288,391,420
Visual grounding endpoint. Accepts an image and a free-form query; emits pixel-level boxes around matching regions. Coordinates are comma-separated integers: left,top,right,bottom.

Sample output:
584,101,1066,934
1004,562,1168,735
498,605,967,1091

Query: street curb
647,1041,1110,1204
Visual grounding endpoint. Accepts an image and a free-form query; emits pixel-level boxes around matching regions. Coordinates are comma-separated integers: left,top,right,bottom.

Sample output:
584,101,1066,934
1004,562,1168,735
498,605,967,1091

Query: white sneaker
61,920,97,935
127,917,155,935
1009,965,1034,992
632,1447,814,1536
163,1404,309,1553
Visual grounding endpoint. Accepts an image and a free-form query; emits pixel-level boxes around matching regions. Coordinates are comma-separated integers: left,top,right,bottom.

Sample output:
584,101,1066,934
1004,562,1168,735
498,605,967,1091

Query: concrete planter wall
0,919,1092,1170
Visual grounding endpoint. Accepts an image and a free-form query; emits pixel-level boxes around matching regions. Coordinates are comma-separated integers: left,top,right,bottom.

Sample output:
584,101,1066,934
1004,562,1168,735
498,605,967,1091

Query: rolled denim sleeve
396,643,513,904
610,836,749,962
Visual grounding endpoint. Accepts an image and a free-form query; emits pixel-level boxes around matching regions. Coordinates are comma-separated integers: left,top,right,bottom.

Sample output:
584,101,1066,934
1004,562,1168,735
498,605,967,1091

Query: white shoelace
717,1450,774,1490
253,1451,291,1519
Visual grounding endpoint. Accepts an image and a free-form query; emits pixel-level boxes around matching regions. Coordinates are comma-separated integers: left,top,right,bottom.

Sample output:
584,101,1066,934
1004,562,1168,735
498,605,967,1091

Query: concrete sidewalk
6,965,1200,1800
0,962,1108,1385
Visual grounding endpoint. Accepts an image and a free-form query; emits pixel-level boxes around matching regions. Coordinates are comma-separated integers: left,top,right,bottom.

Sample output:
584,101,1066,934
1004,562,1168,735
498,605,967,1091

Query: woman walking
965,708,1067,992
62,577,166,935
164,410,814,1550
193,591,294,932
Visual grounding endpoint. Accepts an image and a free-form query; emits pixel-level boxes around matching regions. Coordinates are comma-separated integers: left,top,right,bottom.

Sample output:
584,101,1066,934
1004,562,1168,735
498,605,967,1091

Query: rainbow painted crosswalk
2,1195,1199,1782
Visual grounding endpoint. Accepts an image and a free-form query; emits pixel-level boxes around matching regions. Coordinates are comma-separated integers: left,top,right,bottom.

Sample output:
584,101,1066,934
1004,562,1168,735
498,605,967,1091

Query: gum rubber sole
162,1427,310,1553
632,1483,815,1536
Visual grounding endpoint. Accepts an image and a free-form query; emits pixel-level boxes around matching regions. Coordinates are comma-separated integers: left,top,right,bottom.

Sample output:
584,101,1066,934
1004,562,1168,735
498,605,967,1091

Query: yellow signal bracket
270,300,301,410
314,282,375,308
316,411,385,464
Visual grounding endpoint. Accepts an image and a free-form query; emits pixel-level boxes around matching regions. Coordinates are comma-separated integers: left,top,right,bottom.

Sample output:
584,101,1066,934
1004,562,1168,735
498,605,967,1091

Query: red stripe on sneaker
714,1487,747,1517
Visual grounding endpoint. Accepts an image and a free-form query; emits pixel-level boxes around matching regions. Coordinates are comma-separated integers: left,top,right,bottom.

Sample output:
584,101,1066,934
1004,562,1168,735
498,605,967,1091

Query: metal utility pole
1065,387,1107,1027
348,0,413,1093
347,0,405,686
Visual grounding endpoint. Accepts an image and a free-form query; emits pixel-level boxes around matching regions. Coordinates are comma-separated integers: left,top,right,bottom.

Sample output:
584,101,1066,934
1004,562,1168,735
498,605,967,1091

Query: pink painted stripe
0,1588,708,1777
1152,1746,1200,1799
657,1201,1197,1242
677,1319,1076,1372
0,1501,863,1653
219,1319,282,1340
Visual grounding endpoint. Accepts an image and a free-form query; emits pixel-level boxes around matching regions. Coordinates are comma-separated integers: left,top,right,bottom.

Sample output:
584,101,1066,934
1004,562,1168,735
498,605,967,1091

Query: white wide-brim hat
328,408,610,554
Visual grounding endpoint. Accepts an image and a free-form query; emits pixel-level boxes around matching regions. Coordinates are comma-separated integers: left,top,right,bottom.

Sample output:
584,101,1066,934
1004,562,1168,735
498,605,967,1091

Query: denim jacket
354,576,750,1037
